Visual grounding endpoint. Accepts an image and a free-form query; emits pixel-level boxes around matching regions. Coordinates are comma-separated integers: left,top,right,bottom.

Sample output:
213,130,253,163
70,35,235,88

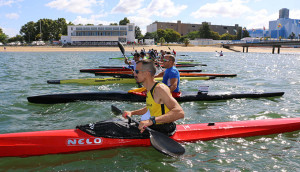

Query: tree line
0,17,250,44
143,22,250,44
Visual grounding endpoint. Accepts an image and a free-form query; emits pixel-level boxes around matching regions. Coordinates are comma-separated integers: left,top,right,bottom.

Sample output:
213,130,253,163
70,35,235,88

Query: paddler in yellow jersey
122,59,184,135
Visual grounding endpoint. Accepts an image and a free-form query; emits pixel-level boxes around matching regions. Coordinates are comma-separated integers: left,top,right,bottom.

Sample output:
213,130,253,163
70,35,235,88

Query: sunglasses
163,59,171,62
134,69,147,74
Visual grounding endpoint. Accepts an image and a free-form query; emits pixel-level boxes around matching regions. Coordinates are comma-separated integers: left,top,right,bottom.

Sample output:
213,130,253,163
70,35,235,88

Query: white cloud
128,16,152,34
290,9,300,19
245,9,300,30
139,0,187,18
110,0,187,34
245,10,277,29
5,12,19,19
72,16,113,25
2,27,19,37
191,0,252,19
45,0,104,14
0,0,22,7
111,0,144,14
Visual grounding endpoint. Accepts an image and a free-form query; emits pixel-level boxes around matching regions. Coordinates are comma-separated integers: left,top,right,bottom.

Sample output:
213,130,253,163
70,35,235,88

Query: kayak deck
80,68,203,73
27,91,284,104
47,76,213,85
94,72,237,78
0,118,299,157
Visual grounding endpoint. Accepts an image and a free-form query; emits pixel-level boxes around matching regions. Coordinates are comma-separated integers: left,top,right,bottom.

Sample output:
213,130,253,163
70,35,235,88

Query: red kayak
80,68,202,73
0,118,299,157
95,71,237,77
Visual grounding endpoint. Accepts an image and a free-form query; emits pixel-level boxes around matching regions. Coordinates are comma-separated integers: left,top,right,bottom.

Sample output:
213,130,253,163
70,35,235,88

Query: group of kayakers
123,49,183,136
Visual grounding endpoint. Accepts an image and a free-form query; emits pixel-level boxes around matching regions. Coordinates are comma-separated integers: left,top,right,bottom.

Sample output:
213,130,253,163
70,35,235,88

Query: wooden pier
223,41,300,54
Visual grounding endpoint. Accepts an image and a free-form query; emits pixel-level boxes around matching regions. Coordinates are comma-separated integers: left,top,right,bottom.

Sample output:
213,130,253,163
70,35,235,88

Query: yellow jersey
146,82,170,124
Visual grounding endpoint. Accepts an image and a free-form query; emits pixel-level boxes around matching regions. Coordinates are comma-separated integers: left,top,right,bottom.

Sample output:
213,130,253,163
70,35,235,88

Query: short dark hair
133,53,140,57
164,54,175,61
136,59,156,76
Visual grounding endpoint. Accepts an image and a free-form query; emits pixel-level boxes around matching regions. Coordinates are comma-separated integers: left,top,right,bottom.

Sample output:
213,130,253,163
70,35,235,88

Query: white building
61,23,135,46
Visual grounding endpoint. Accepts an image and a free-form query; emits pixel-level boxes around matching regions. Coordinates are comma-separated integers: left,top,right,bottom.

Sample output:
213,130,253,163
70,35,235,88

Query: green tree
236,28,243,40
20,18,68,42
220,33,236,40
20,21,37,42
210,31,221,40
144,32,158,42
183,38,190,46
7,35,24,43
178,35,188,43
157,29,166,40
110,23,118,25
0,28,8,43
164,29,180,42
288,32,295,39
119,17,130,25
135,26,143,40
199,22,211,38
159,37,165,45
239,27,250,39
185,31,199,40
50,18,67,41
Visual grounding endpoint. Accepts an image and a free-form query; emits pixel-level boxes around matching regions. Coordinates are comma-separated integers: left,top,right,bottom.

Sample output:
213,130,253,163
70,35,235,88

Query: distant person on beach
4,47,6,51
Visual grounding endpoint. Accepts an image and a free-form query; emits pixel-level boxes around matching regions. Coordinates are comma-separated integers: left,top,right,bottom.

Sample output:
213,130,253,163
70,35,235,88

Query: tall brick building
147,20,241,36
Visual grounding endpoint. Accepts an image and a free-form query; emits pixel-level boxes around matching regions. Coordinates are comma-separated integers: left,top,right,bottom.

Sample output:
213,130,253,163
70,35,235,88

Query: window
112,32,119,36
120,32,126,36
128,25,133,31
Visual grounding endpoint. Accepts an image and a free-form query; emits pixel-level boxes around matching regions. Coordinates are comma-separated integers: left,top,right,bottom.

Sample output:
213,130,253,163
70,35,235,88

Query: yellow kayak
47,76,214,85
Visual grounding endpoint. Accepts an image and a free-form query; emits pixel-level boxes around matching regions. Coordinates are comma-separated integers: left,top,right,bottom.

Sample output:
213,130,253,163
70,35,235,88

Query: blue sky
1,0,300,37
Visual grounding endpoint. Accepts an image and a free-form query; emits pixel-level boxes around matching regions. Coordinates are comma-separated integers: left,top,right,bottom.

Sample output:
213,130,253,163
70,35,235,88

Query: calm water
0,50,299,171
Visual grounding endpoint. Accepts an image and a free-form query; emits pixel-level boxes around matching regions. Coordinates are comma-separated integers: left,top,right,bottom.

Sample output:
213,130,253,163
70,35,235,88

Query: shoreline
1,45,300,54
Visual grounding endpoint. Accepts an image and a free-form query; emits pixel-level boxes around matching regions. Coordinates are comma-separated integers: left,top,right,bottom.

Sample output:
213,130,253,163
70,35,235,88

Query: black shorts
77,118,176,139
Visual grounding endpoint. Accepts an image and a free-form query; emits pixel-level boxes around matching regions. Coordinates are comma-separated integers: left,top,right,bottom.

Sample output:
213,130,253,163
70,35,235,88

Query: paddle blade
118,41,125,56
149,130,185,157
111,105,122,115
150,51,156,59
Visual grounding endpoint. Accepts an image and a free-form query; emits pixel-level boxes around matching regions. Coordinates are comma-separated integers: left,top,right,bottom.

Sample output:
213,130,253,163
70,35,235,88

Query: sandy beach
1,45,300,54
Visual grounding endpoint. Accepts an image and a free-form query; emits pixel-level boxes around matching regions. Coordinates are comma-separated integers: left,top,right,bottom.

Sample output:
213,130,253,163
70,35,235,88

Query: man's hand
138,119,153,133
122,111,132,119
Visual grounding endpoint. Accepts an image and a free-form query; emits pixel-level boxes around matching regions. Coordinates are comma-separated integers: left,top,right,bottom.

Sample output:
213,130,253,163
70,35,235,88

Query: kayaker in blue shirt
155,54,180,93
